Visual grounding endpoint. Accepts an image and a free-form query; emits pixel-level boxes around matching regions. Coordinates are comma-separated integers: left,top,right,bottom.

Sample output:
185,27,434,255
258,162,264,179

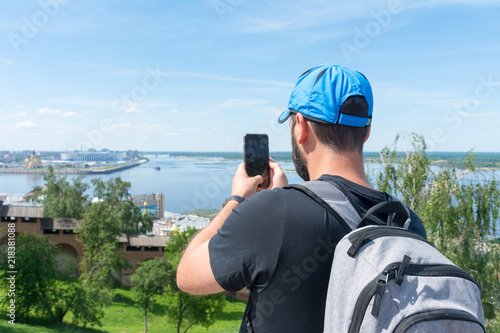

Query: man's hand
177,158,288,295
231,163,263,198
256,158,289,192
267,157,288,189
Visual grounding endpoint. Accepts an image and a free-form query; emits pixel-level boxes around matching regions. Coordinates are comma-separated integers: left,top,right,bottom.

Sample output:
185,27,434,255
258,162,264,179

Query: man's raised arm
176,160,287,295
176,163,264,295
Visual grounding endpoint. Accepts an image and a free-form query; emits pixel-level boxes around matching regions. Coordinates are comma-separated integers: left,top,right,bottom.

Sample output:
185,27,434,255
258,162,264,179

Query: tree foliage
77,177,153,287
28,171,155,327
131,257,170,333
163,227,225,333
91,177,153,235
374,133,500,329
32,166,90,218
71,177,153,326
0,234,102,325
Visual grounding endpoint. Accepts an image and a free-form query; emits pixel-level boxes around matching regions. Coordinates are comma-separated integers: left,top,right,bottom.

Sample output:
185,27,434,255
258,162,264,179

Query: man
177,64,427,332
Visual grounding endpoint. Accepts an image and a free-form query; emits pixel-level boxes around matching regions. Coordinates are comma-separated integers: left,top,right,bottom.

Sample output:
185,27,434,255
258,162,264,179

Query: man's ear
364,125,371,143
295,113,308,144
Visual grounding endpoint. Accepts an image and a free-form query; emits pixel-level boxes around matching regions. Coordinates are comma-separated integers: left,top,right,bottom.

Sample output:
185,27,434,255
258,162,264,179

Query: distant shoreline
0,160,146,175
159,151,500,170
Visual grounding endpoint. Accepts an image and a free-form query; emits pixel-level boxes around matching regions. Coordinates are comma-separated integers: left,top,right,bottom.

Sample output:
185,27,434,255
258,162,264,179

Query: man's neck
307,149,373,189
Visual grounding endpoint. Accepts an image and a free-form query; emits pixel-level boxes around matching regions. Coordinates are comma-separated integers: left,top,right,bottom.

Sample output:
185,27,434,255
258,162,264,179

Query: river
0,154,302,213
1,154,499,236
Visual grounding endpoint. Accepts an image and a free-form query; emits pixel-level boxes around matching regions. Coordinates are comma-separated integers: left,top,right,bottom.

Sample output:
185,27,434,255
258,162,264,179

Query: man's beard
291,130,310,181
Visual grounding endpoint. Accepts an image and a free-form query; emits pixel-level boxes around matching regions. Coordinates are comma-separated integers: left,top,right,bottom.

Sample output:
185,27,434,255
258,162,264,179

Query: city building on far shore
152,211,210,236
61,150,125,162
25,149,42,168
131,193,164,219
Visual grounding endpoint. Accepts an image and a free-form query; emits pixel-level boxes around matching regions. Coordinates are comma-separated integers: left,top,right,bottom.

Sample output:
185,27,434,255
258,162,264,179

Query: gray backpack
291,179,485,333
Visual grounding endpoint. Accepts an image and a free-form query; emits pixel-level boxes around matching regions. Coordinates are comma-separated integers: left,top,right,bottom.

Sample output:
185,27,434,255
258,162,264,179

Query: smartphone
244,134,270,188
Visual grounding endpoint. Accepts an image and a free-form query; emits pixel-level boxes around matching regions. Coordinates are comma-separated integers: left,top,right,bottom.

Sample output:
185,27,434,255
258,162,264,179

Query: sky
0,0,499,153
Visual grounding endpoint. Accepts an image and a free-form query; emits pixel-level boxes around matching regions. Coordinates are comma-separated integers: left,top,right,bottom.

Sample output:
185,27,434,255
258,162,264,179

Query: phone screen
244,134,270,188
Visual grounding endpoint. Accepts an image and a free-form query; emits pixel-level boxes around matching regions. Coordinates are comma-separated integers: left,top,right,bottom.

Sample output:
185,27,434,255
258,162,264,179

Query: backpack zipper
348,261,479,333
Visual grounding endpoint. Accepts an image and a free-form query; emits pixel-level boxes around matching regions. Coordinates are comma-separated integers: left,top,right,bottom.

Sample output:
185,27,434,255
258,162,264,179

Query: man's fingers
253,175,264,184
237,163,248,175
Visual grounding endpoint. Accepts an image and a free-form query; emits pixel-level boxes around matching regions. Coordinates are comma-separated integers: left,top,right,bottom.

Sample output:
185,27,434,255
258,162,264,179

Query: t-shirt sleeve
208,189,285,293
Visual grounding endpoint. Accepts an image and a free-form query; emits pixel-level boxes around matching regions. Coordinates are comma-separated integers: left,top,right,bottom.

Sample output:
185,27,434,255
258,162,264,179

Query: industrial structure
60,150,125,162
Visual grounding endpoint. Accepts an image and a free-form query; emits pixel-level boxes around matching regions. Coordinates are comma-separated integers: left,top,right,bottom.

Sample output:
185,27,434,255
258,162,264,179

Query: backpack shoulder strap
285,180,361,234
286,180,413,231
320,177,412,229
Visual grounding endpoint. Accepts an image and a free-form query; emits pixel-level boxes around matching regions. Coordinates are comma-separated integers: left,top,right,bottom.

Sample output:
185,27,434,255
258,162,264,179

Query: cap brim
278,109,292,124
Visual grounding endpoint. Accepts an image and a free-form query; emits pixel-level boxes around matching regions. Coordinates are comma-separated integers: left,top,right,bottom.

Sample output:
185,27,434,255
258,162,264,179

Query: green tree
163,227,225,333
131,257,170,333
91,177,153,235
0,234,57,319
32,166,90,218
78,200,129,289
374,133,500,330
76,177,154,325
0,234,101,325
78,177,153,288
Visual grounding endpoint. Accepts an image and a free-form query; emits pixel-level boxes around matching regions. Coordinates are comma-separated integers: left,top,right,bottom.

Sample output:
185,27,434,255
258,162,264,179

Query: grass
0,287,246,333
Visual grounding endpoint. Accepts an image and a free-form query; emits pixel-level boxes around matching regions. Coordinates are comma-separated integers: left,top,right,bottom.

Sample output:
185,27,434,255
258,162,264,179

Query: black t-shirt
209,175,427,332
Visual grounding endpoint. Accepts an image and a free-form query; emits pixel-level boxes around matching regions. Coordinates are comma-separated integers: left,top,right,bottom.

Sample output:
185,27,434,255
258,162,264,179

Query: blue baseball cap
278,64,373,127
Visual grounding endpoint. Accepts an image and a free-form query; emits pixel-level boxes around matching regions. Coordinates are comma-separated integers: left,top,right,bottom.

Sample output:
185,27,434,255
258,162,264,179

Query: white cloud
234,0,500,35
109,123,132,131
48,97,113,109
37,108,61,115
16,121,39,128
171,70,294,88
471,112,496,118
180,128,199,132
171,108,179,114
0,111,27,119
407,0,500,11
51,123,86,132
69,62,146,77
69,62,112,70
0,57,14,65
211,98,267,112
234,1,388,34
136,123,173,132
37,108,79,117
124,107,145,114
49,97,173,111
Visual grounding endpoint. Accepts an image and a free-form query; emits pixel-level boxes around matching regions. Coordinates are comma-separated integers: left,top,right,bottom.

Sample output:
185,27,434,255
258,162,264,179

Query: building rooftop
117,234,170,247
176,218,210,231
1,204,44,218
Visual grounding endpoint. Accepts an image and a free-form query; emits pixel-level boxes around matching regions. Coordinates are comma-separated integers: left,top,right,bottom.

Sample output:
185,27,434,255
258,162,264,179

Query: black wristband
222,195,245,208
